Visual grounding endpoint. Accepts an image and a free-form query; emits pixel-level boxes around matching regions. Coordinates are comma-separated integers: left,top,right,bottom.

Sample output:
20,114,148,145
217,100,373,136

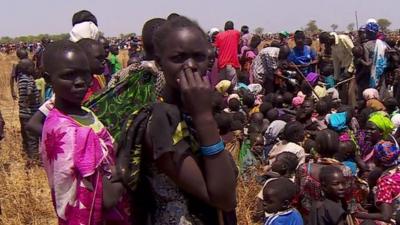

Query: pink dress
41,107,129,225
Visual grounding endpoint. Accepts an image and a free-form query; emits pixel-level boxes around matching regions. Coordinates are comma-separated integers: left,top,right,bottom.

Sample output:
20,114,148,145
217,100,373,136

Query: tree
254,27,264,36
377,18,391,32
331,24,339,32
347,23,355,32
305,20,319,34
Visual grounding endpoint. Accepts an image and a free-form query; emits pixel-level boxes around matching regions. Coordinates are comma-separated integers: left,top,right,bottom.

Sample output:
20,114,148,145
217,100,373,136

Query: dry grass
0,50,257,225
0,53,57,225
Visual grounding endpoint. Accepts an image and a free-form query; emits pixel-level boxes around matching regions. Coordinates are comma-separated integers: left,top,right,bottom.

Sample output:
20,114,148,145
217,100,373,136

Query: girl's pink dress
41,107,129,225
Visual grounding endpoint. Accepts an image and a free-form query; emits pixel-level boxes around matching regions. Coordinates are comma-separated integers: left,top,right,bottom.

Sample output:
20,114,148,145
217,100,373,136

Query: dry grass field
0,50,260,225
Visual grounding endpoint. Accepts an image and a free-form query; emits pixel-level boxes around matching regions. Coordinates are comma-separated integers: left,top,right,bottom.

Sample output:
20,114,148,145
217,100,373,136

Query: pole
355,11,359,30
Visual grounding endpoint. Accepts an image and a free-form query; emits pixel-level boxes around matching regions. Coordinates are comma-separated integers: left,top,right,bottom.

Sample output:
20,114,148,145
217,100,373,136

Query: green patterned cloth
84,63,156,142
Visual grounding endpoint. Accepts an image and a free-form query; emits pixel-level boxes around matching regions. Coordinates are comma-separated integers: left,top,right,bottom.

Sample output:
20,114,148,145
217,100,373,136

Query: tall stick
355,11,359,30
290,63,321,100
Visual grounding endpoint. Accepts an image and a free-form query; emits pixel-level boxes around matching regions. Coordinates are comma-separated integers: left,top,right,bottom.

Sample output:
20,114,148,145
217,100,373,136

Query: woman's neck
162,86,182,107
55,98,86,116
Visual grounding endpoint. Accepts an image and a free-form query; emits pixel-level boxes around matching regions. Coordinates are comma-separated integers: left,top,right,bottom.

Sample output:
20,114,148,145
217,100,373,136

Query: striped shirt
17,73,40,118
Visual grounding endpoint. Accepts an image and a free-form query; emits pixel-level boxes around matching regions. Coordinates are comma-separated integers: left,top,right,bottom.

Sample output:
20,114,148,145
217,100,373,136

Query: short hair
250,35,262,49
266,108,279,122
214,112,232,135
316,100,329,115
76,38,101,53
384,97,399,112
72,10,97,26
141,18,167,60
315,129,339,157
282,121,304,143
153,16,206,55
42,40,88,75
259,102,273,116
241,25,249,34
228,98,241,112
319,32,331,44
275,152,299,173
225,21,234,31
319,165,343,184
242,93,256,108
294,30,305,40
283,92,294,105
167,13,180,20
16,48,28,59
264,178,298,202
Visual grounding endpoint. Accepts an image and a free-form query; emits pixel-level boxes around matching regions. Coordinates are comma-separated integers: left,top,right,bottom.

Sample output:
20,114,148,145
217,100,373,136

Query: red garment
215,30,240,69
376,167,400,204
84,75,106,102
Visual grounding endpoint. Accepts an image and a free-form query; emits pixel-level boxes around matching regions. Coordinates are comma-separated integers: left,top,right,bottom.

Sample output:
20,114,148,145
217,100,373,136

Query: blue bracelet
200,140,225,156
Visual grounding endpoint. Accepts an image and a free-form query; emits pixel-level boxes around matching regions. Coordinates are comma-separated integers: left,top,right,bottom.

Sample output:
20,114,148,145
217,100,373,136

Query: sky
1,0,400,37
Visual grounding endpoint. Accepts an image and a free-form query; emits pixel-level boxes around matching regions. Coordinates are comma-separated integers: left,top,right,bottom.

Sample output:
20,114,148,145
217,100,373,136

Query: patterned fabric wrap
373,140,400,167
85,64,156,143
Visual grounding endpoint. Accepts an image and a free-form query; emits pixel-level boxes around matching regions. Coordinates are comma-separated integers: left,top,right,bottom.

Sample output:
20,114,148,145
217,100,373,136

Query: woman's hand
178,66,213,118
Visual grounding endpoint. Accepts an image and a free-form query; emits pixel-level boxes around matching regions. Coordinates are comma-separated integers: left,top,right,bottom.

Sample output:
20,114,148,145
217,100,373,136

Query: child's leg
19,117,39,160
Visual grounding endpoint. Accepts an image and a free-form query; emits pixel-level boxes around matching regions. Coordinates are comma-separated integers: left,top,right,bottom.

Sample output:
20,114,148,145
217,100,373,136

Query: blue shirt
288,45,316,75
265,209,304,225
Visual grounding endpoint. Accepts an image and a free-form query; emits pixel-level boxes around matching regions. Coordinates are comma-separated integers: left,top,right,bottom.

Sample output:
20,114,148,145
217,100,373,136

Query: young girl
117,16,237,225
40,40,129,225
309,166,348,225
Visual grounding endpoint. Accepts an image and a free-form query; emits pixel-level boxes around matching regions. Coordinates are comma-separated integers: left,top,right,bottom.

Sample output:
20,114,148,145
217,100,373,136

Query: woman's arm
26,111,46,137
153,67,237,211
355,203,393,223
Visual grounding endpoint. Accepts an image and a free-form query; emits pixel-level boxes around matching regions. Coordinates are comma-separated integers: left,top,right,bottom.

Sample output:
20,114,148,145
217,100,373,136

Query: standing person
16,59,40,161
215,21,241,83
40,40,129,225
32,37,50,73
108,45,122,75
319,31,355,105
10,48,29,100
117,16,237,225
363,22,388,95
240,25,252,48
69,10,99,42
288,30,318,76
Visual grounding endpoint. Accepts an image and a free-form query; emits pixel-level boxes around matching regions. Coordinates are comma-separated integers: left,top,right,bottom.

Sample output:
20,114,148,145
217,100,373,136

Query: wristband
200,139,225,156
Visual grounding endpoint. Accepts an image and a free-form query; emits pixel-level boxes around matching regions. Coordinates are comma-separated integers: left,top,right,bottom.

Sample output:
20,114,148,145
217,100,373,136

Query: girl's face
322,172,346,200
50,51,92,106
365,121,382,144
158,27,209,90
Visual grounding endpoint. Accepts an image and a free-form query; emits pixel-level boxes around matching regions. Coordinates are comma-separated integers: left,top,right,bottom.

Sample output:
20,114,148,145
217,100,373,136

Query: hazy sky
2,0,400,37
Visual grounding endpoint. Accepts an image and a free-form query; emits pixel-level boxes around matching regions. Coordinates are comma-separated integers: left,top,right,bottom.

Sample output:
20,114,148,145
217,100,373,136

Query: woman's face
365,121,382,144
158,27,209,91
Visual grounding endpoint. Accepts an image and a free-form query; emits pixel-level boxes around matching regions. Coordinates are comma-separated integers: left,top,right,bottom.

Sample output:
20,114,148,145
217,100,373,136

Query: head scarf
306,72,319,86
279,31,290,38
227,94,240,103
248,83,263,95
209,27,220,38
329,112,348,132
215,80,231,95
366,22,380,34
265,120,287,140
392,114,400,129
326,88,339,100
369,112,395,138
339,132,351,142
373,140,400,167
366,18,377,24
363,88,379,100
292,91,306,108
69,21,99,42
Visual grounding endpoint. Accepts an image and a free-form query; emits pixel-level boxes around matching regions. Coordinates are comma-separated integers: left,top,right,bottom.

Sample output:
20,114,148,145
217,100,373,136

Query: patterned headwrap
339,132,351,142
306,72,319,86
373,140,400,167
329,112,348,132
368,112,395,138
215,80,232,95
366,22,379,34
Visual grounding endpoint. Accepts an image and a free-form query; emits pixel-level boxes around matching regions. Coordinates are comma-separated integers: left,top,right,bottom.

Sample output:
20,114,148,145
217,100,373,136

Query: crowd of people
1,9,400,225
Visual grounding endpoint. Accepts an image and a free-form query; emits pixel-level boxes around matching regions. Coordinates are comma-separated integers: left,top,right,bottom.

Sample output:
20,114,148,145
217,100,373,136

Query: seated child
261,178,304,225
268,152,299,181
40,40,128,224
309,166,348,225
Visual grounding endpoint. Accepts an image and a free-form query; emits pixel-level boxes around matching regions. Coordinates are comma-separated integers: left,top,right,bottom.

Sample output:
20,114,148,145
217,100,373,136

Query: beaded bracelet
200,140,225,156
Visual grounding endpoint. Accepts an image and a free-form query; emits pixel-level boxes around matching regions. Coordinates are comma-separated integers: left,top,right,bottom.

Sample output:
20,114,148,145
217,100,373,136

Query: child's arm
26,111,46,137
10,64,16,100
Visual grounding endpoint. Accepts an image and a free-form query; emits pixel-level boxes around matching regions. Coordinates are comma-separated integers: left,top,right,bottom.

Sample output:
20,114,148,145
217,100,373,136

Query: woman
116,16,237,225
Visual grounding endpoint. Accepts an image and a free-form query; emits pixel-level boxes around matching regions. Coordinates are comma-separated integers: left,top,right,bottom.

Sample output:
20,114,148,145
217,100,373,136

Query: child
16,58,40,160
269,152,299,181
363,88,385,111
309,165,348,225
40,40,129,224
261,178,303,225
10,48,28,100
108,44,122,75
